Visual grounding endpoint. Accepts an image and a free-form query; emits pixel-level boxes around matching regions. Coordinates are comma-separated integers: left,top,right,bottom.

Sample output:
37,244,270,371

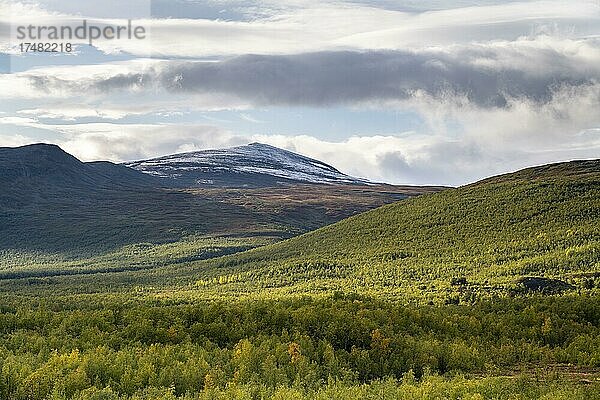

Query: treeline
0,294,599,399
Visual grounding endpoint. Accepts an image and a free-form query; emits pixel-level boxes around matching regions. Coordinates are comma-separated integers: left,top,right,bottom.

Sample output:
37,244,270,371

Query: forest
0,295,599,399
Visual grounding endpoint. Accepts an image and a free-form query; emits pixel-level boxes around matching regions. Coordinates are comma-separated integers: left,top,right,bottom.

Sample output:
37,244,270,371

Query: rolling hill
173,159,600,301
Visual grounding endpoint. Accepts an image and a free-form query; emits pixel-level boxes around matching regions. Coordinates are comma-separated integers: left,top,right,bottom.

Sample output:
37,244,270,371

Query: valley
0,143,440,286
0,143,598,399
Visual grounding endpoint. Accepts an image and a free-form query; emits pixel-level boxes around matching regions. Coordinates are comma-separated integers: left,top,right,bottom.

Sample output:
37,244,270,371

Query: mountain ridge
0,143,160,209
0,143,158,190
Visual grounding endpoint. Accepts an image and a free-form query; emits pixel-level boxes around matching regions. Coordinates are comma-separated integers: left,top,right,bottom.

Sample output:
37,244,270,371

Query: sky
0,0,599,185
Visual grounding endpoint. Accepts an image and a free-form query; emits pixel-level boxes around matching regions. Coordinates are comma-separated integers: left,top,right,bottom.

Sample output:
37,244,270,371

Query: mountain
0,143,440,258
180,159,600,300
0,143,158,189
0,144,158,207
125,142,371,187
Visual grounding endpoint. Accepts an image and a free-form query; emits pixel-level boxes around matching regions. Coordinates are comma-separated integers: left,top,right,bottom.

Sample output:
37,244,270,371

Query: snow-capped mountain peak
125,143,370,187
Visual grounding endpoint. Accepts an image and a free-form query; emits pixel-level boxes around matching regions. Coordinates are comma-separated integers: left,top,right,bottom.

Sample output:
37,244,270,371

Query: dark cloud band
28,43,600,109
162,46,600,108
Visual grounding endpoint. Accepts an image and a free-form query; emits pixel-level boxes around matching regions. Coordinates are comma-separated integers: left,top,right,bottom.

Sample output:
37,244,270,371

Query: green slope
184,159,600,301
1,159,597,301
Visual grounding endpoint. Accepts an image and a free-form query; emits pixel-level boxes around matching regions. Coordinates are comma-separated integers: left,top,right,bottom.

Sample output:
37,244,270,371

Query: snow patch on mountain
125,143,370,187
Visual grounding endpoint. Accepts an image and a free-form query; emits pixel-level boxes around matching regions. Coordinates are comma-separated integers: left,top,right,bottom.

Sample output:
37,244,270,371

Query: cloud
15,95,250,120
253,134,486,185
3,0,598,57
55,123,248,161
155,41,600,109
0,121,246,161
251,130,600,186
13,38,599,111
0,132,32,147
